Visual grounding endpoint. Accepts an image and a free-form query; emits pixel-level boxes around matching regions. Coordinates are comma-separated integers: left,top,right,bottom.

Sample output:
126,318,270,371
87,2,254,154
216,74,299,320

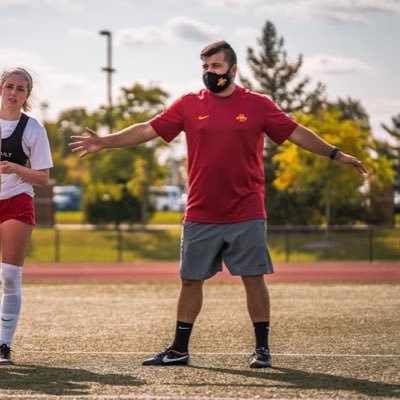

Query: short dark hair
200,41,237,67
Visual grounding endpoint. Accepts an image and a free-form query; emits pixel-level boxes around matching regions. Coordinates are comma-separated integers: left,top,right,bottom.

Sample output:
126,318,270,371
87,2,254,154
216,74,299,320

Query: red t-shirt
150,85,298,223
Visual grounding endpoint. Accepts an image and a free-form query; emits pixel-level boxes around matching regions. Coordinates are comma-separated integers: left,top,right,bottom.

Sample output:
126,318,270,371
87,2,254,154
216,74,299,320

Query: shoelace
155,348,170,358
249,348,269,362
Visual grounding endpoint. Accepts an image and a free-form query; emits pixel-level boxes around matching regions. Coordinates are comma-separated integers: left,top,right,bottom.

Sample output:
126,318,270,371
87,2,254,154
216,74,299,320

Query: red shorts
0,193,36,225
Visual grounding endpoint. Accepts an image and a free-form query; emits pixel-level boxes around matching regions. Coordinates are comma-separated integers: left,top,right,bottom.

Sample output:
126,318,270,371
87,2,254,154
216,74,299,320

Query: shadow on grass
0,363,145,395
190,365,399,398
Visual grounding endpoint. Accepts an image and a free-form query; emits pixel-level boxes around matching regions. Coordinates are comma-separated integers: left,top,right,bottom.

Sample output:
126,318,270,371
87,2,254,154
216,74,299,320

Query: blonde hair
0,67,34,112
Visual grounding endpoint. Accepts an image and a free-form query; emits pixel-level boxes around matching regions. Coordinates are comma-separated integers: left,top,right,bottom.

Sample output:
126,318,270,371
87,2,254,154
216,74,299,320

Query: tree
381,114,400,191
273,110,394,225
241,20,326,114
240,20,326,223
113,82,168,121
44,121,68,184
328,97,370,131
83,83,168,225
53,108,97,185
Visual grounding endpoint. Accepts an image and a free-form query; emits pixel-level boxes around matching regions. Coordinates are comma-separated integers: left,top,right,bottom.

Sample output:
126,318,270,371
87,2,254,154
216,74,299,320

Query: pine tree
328,97,370,130
240,20,326,223
241,20,326,114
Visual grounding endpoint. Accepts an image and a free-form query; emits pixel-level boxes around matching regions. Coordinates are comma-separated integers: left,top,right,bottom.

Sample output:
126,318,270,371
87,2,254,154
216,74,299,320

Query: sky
1,0,400,142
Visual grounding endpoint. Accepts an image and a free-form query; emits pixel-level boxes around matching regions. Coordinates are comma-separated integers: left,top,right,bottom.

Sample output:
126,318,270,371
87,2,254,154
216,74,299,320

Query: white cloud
304,54,376,75
234,27,259,43
364,96,400,141
116,17,224,46
0,47,99,120
202,0,259,12
0,0,82,11
116,27,168,46
162,78,204,102
68,28,99,40
0,48,52,77
259,0,400,24
166,16,224,42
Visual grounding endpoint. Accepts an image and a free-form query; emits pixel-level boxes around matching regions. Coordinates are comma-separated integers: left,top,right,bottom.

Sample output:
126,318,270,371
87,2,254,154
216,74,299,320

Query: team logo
217,77,227,87
236,114,247,122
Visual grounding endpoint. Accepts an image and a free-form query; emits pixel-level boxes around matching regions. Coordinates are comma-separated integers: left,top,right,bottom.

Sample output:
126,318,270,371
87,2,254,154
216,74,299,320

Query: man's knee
181,279,204,290
242,275,267,288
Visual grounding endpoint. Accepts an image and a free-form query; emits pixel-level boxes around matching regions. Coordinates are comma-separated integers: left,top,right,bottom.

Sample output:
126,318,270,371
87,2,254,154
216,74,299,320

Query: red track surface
23,261,400,283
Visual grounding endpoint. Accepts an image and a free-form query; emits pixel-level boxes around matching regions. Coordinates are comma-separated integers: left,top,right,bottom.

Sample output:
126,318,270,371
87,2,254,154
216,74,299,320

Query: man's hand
69,128,103,158
336,151,368,174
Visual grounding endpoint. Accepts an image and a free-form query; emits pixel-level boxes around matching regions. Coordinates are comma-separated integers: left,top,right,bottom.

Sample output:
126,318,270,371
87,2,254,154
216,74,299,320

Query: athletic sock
170,321,193,353
253,321,270,350
0,263,23,346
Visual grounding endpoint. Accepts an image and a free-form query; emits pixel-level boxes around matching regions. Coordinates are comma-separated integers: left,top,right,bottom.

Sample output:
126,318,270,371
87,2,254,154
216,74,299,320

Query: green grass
55,211,85,224
27,226,399,262
267,228,400,261
56,210,400,228
148,211,183,224
28,228,182,262
3,282,399,399
55,211,183,225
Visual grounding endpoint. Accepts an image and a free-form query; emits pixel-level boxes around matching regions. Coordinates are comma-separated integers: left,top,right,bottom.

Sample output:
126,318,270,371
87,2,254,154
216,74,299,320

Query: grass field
55,211,400,227
55,211,184,225
1,281,399,399
27,226,400,262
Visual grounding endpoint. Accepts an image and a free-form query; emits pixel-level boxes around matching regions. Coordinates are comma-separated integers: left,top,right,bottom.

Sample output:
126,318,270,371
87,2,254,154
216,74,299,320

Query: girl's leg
0,220,33,353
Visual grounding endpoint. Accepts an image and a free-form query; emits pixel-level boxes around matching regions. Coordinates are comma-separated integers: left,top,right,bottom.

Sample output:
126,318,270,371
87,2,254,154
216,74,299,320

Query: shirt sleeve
149,96,185,143
262,96,298,144
23,119,54,170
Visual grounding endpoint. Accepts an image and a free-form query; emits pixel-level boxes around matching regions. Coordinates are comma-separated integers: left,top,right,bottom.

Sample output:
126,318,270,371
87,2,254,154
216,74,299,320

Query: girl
0,68,53,364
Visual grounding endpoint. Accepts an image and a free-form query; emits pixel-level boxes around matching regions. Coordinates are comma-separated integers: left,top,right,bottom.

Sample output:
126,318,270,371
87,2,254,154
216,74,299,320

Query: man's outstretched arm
69,122,159,158
288,124,368,174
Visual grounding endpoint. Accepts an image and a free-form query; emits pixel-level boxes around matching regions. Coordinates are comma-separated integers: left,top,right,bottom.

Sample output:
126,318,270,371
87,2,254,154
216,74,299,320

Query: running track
23,261,400,283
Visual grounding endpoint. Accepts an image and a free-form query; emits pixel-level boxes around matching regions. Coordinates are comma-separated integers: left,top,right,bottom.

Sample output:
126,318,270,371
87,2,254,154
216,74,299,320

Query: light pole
99,30,116,132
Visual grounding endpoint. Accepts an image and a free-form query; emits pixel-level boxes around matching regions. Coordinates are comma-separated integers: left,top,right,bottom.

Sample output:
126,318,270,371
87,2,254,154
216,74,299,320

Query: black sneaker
142,348,190,366
249,347,272,368
0,343,13,365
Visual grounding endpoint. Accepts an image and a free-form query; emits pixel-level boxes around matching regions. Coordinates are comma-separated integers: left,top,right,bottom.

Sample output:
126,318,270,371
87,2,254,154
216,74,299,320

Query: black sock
170,321,193,353
253,321,270,350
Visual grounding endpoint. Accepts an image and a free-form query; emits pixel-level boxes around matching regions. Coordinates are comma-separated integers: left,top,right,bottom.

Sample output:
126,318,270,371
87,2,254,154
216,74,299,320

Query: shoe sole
249,361,272,368
142,360,189,366
0,360,14,365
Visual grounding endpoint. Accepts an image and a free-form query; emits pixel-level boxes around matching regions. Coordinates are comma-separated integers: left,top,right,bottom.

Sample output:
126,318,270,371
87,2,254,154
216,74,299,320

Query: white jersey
0,116,53,200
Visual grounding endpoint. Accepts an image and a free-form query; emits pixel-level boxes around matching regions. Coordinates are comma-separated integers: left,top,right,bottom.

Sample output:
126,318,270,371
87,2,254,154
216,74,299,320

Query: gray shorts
180,219,274,280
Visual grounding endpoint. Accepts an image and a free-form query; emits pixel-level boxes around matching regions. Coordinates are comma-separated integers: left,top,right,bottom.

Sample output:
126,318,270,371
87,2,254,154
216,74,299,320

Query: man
70,41,367,368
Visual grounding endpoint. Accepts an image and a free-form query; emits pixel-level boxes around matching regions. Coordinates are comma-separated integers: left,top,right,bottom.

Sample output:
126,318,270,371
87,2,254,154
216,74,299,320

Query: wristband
329,147,340,160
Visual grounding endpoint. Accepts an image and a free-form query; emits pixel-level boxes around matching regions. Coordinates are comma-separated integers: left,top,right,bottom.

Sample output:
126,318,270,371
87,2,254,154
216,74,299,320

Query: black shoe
0,343,13,365
142,348,190,366
249,347,272,368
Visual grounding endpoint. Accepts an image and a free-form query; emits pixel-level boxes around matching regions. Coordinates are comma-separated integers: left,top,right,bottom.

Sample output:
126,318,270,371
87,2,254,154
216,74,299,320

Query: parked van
149,185,186,212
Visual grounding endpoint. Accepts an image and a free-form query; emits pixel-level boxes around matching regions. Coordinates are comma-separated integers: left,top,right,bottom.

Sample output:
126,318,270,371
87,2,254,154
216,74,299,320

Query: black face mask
202,67,232,93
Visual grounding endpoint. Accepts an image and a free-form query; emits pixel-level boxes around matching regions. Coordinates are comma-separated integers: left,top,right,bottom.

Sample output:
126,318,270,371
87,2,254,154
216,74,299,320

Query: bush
83,183,154,224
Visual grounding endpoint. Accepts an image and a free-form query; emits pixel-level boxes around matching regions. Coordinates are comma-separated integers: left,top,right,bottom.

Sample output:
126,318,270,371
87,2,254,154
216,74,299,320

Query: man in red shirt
70,41,367,368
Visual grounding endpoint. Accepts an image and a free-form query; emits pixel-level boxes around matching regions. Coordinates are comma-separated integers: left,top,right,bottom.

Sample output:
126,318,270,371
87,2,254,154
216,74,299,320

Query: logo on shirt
198,115,210,120
236,114,247,122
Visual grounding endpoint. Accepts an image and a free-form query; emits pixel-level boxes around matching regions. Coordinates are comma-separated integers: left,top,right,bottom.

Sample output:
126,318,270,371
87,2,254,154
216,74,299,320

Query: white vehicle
394,190,400,213
149,185,186,212
53,185,82,211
